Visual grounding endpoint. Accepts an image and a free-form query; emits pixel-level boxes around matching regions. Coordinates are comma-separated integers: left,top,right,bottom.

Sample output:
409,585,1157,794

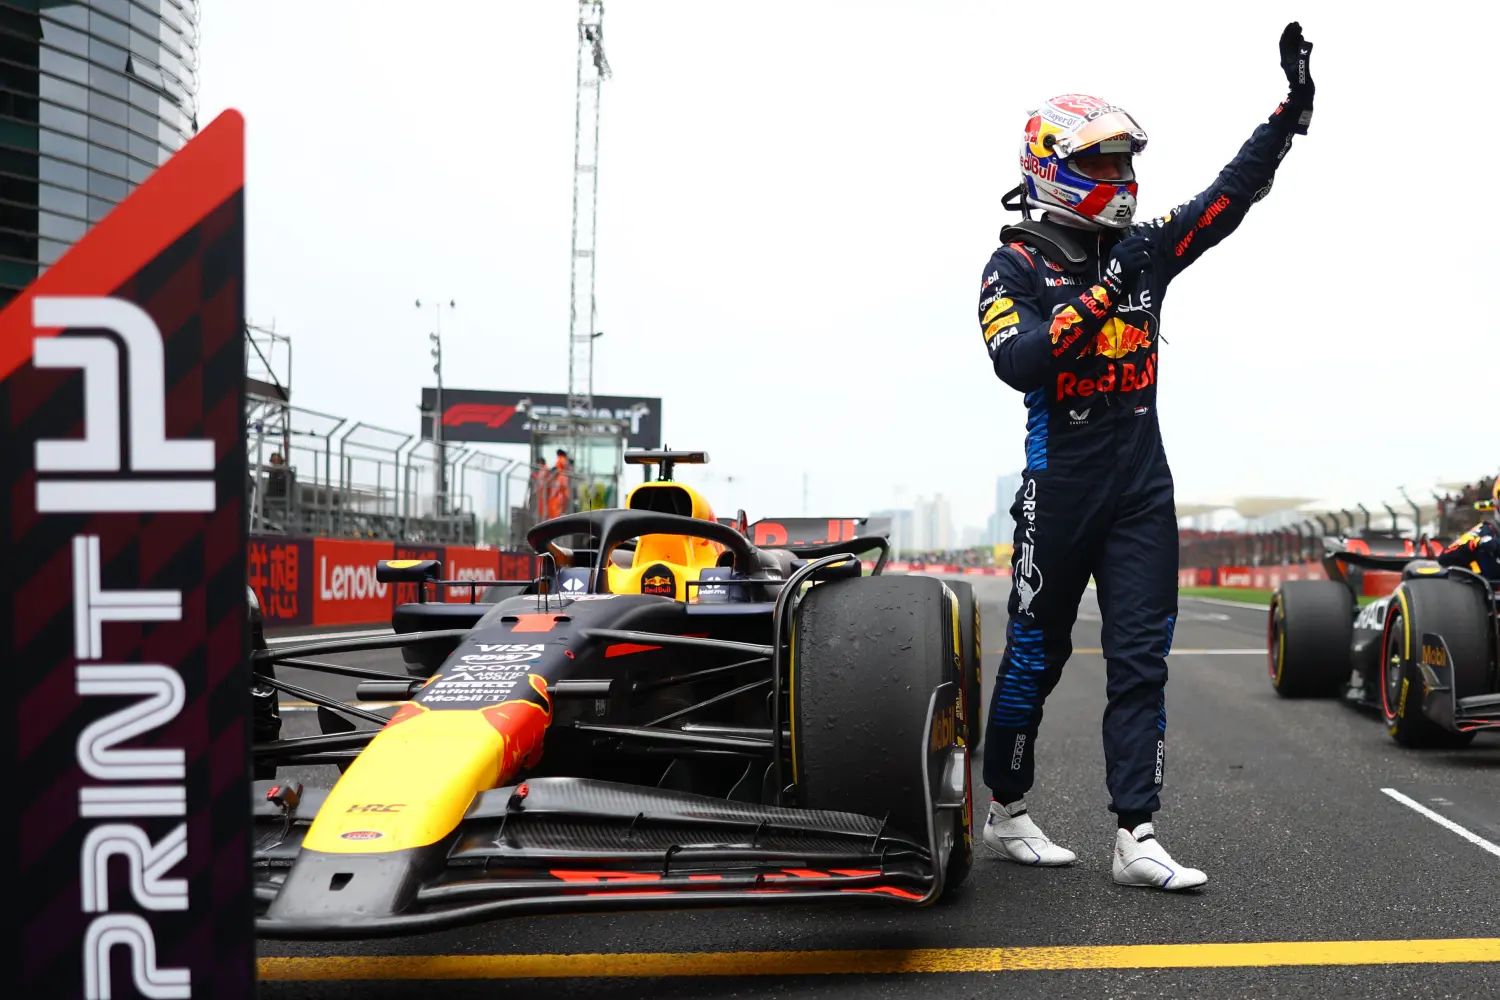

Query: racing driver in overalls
976,23,1315,890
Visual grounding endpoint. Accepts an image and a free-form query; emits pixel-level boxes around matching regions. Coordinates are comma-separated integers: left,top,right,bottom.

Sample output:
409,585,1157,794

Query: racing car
1267,535,1500,747
250,451,977,938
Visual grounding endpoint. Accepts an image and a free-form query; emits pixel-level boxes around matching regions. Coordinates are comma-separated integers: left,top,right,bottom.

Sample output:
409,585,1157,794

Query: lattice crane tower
568,0,610,418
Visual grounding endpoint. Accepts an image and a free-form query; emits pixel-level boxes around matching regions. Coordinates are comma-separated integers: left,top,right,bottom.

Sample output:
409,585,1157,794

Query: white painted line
1381,788,1500,861
267,628,392,646
1180,596,1272,611
279,702,400,712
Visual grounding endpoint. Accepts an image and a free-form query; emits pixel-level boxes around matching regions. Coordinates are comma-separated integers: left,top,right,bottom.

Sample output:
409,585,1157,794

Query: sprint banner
0,112,253,998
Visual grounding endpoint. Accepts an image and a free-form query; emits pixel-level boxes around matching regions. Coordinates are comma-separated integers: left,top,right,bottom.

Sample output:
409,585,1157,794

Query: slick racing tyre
945,579,984,749
791,574,972,894
1268,581,1353,698
1381,580,1482,749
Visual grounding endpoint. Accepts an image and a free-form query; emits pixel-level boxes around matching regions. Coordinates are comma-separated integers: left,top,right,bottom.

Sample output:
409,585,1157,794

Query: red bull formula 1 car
1268,535,1500,747
250,452,977,937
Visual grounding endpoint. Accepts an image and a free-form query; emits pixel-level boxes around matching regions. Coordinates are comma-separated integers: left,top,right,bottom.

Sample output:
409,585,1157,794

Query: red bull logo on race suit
1055,355,1157,400
1090,317,1152,359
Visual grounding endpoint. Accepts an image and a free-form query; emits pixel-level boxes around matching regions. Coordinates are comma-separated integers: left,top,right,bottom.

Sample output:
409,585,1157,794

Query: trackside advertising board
248,536,541,628
0,113,254,998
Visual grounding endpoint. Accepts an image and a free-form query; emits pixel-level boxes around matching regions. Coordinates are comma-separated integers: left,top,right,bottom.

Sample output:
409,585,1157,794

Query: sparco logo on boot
1016,479,1043,614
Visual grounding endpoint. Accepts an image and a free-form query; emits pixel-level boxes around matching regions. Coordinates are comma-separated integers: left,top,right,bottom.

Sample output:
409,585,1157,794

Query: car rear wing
747,516,892,547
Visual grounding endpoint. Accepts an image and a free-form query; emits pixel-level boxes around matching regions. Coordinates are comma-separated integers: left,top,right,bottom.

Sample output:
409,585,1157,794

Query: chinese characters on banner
248,535,536,628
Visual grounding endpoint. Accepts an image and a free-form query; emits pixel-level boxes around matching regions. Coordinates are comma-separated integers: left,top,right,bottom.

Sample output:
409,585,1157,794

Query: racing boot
981,798,1077,866
1112,822,1208,890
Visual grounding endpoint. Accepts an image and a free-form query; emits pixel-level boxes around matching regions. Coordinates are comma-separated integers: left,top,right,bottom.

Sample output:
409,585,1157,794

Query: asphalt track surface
258,578,1500,999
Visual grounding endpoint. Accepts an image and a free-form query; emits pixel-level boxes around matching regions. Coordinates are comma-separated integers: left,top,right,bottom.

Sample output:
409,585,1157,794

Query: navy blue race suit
1438,522,1500,578
978,101,1308,818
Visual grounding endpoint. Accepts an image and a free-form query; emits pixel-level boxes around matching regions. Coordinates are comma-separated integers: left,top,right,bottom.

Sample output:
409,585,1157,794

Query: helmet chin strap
1041,210,1101,231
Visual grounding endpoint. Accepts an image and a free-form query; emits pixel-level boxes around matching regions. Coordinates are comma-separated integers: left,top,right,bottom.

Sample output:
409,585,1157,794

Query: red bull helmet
1020,94,1149,229
1474,477,1500,525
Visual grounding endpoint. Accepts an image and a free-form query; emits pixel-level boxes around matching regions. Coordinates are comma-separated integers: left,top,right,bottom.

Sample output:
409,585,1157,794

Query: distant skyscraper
872,507,914,556
912,494,953,551
993,472,1024,545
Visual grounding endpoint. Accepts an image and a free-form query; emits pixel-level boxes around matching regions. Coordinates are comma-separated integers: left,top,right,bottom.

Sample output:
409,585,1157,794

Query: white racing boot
1112,822,1208,890
981,798,1077,866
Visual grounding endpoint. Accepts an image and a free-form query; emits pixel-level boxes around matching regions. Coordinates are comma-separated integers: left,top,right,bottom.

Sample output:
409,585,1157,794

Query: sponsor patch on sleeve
984,312,1020,342
982,298,1014,323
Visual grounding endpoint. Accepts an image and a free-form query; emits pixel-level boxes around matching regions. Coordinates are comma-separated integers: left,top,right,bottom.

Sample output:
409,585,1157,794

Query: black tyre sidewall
945,579,983,749
791,575,972,891
1381,582,1483,748
1269,581,1353,698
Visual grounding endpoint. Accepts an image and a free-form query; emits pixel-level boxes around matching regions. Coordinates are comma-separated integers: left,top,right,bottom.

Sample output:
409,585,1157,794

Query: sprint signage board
0,113,253,998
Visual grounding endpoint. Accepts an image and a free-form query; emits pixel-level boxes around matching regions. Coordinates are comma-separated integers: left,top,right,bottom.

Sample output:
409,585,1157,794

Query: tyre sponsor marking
1381,788,1500,861
259,938,1500,980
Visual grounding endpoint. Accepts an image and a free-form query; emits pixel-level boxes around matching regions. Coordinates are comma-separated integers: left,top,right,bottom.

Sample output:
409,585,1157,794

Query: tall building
0,0,200,307
992,471,1024,545
911,494,953,551
872,507,913,556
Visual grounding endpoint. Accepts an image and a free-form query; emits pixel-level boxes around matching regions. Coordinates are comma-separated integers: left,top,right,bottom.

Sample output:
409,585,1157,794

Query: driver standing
976,24,1315,890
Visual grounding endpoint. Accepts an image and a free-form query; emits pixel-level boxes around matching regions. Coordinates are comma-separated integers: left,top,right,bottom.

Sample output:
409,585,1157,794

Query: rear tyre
1381,581,1483,749
945,579,984,749
791,575,972,894
1268,581,1354,698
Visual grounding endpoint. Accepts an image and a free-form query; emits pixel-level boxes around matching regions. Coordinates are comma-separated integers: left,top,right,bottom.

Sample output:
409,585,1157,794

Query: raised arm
1141,22,1315,282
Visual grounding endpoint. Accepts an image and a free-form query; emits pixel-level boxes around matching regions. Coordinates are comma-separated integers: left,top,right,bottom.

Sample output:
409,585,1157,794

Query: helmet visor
1070,151,1134,182
1053,109,1148,158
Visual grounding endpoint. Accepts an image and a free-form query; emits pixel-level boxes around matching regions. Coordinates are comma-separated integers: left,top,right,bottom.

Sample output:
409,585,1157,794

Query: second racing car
1268,520,1500,747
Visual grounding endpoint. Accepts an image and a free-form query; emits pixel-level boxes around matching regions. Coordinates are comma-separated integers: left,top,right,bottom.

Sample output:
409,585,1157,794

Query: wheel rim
1383,613,1404,719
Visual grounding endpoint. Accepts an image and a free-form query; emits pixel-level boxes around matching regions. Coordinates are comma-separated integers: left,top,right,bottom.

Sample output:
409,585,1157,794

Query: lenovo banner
420,387,662,448
250,536,539,628
0,114,254,997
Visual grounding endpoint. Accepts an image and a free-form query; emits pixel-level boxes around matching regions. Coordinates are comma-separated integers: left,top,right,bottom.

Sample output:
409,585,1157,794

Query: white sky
198,2,1496,533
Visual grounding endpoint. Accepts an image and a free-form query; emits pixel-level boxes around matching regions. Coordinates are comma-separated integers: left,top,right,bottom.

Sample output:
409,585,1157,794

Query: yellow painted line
258,939,1500,980
989,648,1261,656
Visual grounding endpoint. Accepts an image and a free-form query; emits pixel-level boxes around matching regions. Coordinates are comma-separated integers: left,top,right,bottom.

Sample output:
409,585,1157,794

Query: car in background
1267,537,1500,747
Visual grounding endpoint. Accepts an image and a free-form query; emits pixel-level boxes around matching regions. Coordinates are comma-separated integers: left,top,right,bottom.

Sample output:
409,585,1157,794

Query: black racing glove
1101,233,1153,302
1046,234,1154,359
1279,21,1314,134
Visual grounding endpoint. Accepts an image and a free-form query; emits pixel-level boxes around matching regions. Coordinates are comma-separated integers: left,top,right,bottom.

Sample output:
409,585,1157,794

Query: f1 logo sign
32,296,215,513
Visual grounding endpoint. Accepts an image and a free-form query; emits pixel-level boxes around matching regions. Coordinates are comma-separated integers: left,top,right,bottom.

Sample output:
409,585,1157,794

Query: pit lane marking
1382,788,1500,861
257,938,1500,980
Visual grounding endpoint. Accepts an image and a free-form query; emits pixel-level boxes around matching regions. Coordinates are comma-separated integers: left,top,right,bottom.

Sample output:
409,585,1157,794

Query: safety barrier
249,534,538,628
1185,562,1400,598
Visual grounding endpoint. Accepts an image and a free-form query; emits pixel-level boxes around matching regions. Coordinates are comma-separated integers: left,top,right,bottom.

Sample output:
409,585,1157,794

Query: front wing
255,690,967,939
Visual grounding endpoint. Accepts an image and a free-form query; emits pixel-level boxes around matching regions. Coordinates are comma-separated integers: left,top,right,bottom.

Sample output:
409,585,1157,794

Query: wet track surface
258,578,1500,998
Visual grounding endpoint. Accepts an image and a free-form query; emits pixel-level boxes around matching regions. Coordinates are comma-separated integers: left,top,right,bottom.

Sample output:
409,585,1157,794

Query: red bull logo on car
1091,317,1153,358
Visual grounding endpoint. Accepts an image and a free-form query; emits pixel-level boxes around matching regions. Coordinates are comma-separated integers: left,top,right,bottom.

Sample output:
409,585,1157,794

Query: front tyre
1380,584,1480,749
792,575,972,894
946,579,984,748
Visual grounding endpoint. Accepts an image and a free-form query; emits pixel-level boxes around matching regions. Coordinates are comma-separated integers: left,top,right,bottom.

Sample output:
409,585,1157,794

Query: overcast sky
197,2,1496,533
